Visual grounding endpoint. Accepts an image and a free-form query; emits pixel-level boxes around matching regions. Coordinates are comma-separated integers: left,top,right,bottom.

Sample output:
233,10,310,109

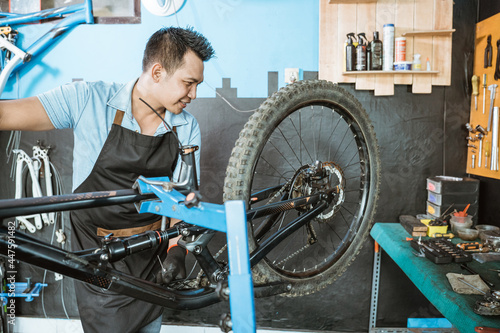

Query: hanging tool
477,133,484,167
483,74,487,114
466,123,477,133
496,39,500,80
472,75,479,110
487,84,498,132
32,144,54,225
485,139,490,168
13,150,47,231
485,35,493,68
491,107,499,171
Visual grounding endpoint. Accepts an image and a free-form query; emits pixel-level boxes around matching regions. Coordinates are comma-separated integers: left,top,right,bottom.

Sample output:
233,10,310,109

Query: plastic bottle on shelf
345,33,356,71
370,31,383,70
413,54,421,71
356,33,368,71
383,23,394,71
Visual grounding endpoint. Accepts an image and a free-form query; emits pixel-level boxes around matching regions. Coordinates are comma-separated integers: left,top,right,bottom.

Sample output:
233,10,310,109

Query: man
0,27,215,332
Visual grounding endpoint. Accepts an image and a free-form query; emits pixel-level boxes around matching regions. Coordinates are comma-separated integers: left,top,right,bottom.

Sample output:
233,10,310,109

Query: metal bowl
482,230,500,248
457,228,479,241
476,225,500,243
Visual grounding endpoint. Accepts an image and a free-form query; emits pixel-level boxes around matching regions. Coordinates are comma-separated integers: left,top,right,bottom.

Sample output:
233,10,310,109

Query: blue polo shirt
37,79,201,191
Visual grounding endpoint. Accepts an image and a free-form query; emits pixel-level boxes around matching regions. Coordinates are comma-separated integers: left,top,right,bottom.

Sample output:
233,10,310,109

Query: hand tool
485,35,493,68
455,203,470,217
476,124,488,135
432,232,454,238
472,154,475,168
496,39,500,80
485,139,490,167
491,107,499,170
466,123,477,133
483,74,487,114
477,133,484,167
456,277,487,295
476,327,500,333
487,84,497,132
472,74,479,110
460,263,495,288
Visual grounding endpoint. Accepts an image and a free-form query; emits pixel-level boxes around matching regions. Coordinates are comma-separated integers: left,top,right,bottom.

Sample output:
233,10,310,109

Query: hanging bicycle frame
0,0,93,96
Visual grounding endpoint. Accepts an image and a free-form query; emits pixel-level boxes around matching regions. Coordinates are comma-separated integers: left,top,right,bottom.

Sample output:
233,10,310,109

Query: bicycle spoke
277,127,302,166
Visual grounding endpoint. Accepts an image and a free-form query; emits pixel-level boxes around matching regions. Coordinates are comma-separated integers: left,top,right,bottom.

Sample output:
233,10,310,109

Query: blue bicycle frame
0,0,93,96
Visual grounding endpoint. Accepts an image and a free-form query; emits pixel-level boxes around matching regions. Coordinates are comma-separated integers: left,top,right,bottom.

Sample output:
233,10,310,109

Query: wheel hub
290,161,345,221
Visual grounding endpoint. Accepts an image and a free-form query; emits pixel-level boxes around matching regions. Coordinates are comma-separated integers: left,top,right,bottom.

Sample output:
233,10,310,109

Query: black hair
142,26,215,74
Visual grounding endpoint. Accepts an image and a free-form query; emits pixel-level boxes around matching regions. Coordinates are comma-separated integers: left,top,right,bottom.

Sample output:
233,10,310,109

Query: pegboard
466,12,500,179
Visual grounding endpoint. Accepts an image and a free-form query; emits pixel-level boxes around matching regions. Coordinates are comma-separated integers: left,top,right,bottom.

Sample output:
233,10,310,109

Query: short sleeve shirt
37,79,201,191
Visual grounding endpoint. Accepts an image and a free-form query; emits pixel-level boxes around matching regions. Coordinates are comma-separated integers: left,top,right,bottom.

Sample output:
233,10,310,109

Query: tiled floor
11,317,335,333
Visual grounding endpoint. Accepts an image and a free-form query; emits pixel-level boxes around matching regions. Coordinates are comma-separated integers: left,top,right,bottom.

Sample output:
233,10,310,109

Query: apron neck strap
113,110,125,125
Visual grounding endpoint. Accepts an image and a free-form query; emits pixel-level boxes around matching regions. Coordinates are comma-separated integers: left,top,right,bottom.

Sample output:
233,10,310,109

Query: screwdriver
483,74,487,114
472,75,479,110
485,139,490,168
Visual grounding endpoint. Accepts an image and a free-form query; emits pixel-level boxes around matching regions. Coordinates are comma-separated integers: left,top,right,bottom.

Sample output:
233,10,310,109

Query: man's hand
156,245,187,285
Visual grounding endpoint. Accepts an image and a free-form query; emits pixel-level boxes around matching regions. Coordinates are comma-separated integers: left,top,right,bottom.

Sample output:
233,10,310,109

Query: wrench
487,84,498,132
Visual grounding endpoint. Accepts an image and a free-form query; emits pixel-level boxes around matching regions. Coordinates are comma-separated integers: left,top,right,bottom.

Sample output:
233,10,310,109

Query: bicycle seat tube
180,145,199,192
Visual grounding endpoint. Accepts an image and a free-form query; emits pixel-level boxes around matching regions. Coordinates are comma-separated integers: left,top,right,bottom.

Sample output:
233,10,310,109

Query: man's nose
188,86,197,100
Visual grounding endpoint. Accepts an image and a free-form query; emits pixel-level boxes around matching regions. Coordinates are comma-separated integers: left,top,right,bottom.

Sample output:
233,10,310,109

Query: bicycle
0,80,381,332
0,0,93,97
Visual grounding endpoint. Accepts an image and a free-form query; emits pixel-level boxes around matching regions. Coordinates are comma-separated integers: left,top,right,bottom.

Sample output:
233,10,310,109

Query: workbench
370,223,500,332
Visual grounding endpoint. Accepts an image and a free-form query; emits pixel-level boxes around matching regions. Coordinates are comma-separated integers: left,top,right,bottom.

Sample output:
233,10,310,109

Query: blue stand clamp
135,177,256,333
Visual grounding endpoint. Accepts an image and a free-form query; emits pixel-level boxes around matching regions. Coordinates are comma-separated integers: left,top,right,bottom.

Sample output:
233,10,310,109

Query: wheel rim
248,100,372,278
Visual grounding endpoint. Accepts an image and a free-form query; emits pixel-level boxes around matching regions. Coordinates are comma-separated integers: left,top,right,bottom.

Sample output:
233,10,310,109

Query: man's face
158,50,204,115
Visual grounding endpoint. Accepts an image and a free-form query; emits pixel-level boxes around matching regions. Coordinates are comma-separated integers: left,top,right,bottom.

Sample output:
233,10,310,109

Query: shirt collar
107,78,189,128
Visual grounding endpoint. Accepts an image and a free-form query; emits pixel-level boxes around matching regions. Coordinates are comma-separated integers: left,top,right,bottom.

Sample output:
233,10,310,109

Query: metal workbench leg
369,241,382,329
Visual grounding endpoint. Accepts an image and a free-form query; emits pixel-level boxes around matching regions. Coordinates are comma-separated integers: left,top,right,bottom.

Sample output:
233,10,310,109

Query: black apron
70,110,178,333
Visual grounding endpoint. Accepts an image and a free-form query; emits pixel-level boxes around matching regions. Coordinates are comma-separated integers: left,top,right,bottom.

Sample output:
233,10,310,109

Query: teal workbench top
370,222,500,332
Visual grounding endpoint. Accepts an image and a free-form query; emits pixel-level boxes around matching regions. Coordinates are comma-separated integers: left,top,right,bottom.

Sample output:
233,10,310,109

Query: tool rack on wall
319,0,454,96
466,12,500,179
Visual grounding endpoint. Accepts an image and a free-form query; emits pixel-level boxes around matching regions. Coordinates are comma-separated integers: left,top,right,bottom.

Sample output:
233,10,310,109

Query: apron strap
114,110,177,134
113,110,125,125
96,220,164,237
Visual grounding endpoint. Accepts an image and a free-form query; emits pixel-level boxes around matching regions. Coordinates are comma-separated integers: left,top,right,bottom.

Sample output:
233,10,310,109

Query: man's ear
151,63,163,83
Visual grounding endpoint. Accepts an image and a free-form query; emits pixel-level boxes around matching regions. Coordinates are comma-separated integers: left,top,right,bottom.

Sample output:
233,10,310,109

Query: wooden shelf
342,70,439,75
329,0,376,3
319,0,453,95
402,29,455,37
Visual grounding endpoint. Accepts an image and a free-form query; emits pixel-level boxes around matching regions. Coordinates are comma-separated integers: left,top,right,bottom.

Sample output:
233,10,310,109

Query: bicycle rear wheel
223,80,380,296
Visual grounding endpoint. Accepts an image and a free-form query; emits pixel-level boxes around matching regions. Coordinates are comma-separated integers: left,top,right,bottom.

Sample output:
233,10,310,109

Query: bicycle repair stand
134,177,256,333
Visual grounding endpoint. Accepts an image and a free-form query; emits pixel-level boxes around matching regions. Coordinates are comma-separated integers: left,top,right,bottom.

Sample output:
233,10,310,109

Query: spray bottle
345,33,356,71
356,33,368,71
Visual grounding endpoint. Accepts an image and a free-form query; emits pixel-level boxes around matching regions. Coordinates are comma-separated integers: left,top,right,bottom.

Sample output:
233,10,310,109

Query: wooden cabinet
319,0,454,96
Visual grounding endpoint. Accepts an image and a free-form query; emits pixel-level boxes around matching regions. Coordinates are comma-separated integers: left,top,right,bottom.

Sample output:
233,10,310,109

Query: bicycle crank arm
249,200,329,267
